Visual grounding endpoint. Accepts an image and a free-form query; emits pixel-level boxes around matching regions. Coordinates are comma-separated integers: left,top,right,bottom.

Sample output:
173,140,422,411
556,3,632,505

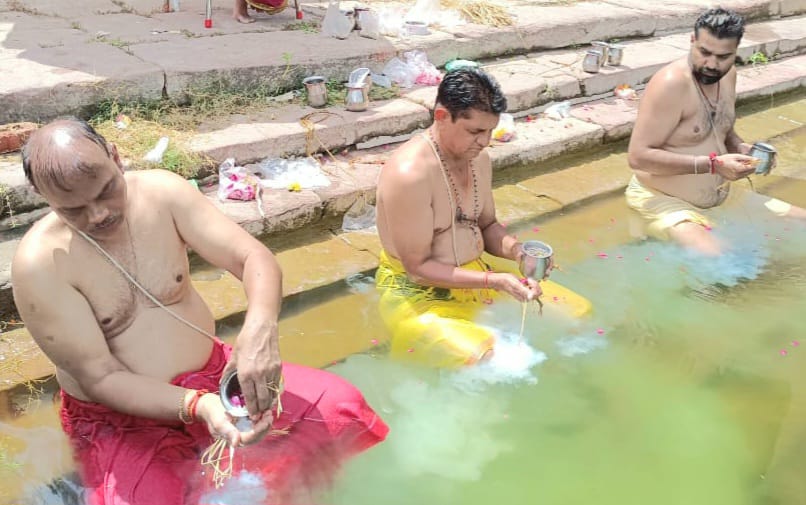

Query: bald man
11,117,387,505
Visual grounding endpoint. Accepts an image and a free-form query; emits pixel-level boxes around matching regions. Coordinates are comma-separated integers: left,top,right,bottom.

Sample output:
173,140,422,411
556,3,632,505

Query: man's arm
476,152,520,262
159,170,281,430
12,252,185,418
628,68,711,175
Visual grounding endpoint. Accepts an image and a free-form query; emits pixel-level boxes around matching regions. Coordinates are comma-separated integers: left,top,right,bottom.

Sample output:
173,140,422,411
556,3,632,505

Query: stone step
2,0,804,124
189,14,806,165
3,14,805,225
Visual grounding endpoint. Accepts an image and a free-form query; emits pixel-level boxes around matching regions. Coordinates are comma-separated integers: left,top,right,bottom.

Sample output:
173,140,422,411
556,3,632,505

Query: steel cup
518,240,553,281
749,142,777,175
302,76,327,108
219,369,249,418
591,41,609,67
583,50,602,73
607,44,624,66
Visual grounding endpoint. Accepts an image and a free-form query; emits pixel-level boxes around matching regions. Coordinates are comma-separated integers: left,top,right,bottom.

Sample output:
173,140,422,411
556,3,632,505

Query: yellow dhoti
376,250,592,368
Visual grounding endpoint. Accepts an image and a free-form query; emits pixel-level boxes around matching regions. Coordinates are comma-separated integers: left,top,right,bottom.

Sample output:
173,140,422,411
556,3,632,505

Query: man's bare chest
72,238,190,337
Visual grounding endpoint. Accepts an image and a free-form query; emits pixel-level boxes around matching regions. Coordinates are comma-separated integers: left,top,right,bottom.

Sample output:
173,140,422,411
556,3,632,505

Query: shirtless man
11,118,387,504
375,68,543,368
627,7,806,255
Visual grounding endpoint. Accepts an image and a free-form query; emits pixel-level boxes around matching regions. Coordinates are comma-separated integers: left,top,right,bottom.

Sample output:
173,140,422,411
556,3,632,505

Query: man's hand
196,393,242,447
489,272,542,302
715,153,757,180
227,321,282,423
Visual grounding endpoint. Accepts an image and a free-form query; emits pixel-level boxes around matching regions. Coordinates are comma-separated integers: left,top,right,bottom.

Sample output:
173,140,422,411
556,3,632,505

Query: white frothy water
556,335,608,357
199,471,269,505
448,330,547,393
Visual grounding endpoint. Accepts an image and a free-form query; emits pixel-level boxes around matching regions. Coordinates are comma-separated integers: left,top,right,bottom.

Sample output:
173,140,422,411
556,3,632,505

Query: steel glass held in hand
749,142,777,175
518,240,553,281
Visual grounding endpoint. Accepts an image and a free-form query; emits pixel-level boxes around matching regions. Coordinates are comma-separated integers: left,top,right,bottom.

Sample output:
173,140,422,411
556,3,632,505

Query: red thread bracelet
483,271,490,289
187,389,209,422
708,152,718,175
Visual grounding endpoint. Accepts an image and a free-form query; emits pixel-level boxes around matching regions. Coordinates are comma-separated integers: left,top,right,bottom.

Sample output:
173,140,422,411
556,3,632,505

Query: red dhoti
60,340,388,505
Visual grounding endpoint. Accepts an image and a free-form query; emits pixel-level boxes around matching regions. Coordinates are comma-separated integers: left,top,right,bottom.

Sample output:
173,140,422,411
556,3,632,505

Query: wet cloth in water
60,339,389,505
376,249,499,368
625,175,792,240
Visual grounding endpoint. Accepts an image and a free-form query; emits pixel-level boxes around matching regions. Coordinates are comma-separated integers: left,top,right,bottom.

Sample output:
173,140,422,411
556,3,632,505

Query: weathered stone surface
192,99,430,163
492,184,563,225
488,117,604,169
518,154,633,207
0,13,164,123
570,95,641,142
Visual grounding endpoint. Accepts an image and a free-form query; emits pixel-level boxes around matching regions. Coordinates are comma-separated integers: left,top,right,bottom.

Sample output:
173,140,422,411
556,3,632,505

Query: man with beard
626,7,806,255
374,68,555,368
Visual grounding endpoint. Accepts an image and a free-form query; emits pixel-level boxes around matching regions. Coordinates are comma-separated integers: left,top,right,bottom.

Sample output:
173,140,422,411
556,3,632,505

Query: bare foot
233,0,255,23
233,11,255,23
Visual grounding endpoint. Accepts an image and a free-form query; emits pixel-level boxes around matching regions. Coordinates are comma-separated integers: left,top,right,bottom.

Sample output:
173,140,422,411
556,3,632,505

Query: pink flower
597,252,608,258
596,328,605,335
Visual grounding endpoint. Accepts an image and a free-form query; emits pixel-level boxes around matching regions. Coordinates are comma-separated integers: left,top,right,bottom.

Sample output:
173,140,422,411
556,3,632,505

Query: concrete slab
488,116,605,169
4,0,126,18
492,184,563,225
737,53,806,101
337,229,382,257
517,153,633,206
312,161,381,216
192,99,430,163
570,94,641,142
0,13,165,122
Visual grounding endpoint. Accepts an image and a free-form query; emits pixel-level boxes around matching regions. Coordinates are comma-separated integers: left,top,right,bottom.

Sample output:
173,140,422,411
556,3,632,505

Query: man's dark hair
694,7,745,42
435,67,507,121
22,116,111,192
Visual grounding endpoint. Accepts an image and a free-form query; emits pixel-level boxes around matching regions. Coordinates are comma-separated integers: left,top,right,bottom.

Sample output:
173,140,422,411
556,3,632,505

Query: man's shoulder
384,136,435,182
649,59,691,88
125,168,186,190
13,214,63,280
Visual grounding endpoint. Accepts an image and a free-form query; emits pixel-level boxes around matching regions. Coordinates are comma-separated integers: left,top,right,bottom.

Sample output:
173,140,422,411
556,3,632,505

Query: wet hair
435,67,507,121
22,116,112,193
694,7,745,43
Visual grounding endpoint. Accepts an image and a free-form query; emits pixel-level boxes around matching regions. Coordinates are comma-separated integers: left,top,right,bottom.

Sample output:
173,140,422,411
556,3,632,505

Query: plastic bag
383,51,442,88
322,0,353,39
492,113,516,142
405,50,441,85
143,136,169,163
544,101,571,120
249,157,331,190
342,197,376,232
383,57,417,88
359,10,380,39
217,158,260,201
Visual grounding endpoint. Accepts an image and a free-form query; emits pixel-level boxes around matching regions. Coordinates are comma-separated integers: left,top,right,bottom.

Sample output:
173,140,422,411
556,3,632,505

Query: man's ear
434,107,450,122
110,144,124,172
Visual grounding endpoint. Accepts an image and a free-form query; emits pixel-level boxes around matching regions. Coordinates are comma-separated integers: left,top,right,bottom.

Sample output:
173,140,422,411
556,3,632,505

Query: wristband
709,152,718,175
188,389,209,422
483,270,490,289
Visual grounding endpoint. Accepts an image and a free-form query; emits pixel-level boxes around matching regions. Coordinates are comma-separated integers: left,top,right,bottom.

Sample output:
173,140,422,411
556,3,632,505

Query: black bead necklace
428,129,481,245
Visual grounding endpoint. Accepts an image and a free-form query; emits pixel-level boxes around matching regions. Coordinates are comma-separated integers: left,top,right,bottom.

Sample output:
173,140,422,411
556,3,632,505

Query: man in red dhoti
12,118,388,504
